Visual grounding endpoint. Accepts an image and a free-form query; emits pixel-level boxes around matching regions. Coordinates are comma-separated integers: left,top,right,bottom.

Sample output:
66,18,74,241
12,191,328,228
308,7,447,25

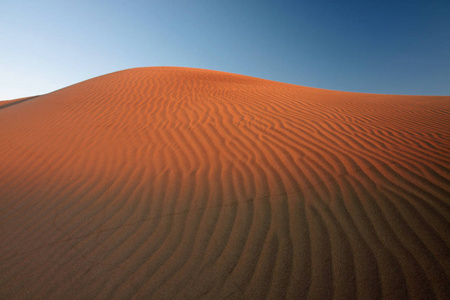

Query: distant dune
0,67,449,299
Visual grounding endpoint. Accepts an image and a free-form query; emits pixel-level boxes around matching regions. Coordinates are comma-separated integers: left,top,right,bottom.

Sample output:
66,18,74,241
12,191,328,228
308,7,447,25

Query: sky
1,0,449,100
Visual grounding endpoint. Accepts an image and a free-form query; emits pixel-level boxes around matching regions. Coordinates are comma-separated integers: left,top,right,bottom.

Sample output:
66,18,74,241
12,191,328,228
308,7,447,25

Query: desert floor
1,67,449,299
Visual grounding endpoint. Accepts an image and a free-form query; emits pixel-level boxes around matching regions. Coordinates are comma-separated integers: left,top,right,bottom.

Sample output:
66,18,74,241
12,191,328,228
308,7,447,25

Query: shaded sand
0,96,40,110
0,67,449,299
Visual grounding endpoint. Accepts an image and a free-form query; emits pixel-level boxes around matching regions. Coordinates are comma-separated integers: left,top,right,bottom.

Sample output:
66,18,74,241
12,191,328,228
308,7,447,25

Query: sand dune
0,67,449,299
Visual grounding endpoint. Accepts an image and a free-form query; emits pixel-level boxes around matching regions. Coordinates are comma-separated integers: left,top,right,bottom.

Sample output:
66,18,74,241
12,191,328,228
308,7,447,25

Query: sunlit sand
1,67,449,299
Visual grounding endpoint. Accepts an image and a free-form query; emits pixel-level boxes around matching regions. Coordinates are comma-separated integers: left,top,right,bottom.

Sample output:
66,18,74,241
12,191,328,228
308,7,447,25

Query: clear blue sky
1,0,449,100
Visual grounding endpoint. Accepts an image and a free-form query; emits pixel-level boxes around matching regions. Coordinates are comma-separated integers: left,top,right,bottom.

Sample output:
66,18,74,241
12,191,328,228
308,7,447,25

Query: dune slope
0,67,449,299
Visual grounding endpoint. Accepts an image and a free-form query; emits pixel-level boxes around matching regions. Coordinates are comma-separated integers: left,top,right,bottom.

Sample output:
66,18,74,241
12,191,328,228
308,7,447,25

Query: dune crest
1,67,449,299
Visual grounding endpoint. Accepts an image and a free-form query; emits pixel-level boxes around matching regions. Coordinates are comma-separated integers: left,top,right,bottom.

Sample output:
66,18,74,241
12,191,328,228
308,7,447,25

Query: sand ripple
0,67,449,299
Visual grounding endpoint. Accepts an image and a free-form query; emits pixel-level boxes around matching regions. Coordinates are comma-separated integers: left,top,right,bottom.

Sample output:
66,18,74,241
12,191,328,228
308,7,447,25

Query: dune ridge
0,67,449,299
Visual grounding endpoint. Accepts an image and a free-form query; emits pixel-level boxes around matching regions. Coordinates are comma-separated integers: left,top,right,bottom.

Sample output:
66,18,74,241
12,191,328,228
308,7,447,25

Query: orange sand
0,67,449,299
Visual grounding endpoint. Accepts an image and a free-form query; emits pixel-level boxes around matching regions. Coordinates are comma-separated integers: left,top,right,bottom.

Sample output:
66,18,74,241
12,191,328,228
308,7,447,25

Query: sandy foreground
0,67,449,299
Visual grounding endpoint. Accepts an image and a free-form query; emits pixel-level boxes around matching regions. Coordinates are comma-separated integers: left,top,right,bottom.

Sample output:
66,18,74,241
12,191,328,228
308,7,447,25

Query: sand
0,67,449,299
